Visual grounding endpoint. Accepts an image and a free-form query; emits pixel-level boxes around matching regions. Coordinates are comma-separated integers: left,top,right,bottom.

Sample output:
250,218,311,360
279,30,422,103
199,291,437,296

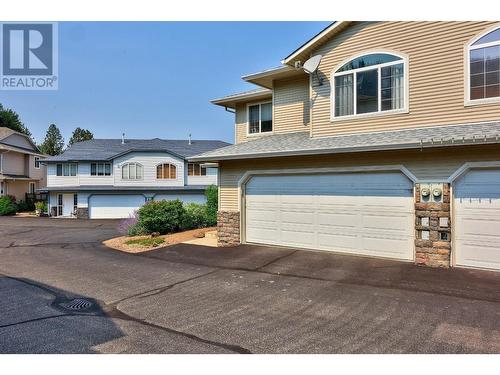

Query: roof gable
0,127,39,153
282,21,352,66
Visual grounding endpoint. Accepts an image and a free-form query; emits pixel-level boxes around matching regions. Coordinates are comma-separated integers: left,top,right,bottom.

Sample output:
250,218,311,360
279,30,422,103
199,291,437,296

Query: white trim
246,101,273,137
283,22,348,65
28,182,36,194
448,161,500,183
449,161,500,271
121,162,144,181
34,156,40,169
242,65,295,81
330,50,409,121
236,164,418,212
464,23,500,106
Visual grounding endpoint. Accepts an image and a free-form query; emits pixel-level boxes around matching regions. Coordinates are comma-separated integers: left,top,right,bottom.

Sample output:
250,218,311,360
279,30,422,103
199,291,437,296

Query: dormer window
332,53,407,118
468,26,500,102
248,102,272,135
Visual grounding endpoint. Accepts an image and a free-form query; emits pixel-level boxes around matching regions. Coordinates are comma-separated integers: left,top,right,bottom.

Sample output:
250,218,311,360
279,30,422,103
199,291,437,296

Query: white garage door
89,195,145,219
454,168,500,271
154,194,206,204
245,172,414,261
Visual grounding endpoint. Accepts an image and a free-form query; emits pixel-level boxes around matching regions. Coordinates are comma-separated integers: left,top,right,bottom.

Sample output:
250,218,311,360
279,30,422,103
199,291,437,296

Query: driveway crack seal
105,269,252,354
109,269,220,306
254,249,299,271
105,307,252,354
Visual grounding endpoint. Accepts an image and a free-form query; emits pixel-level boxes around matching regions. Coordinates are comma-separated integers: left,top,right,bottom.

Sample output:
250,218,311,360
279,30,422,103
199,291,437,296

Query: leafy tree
39,124,64,156
68,127,94,146
205,185,218,226
0,103,32,137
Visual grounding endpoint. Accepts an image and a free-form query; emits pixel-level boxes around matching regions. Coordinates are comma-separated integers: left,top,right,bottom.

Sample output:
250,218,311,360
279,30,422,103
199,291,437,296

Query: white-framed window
156,163,177,179
91,162,112,176
34,156,40,169
28,182,36,194
247,102,272,135
73,194,78,214
187,163,206,176
57,194,63,216
332,52,407,119
56,163,77,176
467,25,500,104
121,163,143,180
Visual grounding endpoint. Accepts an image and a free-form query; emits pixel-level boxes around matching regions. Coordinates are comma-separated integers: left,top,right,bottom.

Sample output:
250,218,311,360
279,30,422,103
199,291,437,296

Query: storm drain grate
58,298,94,311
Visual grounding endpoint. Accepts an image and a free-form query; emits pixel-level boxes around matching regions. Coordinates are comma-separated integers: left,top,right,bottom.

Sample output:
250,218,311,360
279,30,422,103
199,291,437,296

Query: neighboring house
0,127,46,201
191,21,500,272
44,137,229,219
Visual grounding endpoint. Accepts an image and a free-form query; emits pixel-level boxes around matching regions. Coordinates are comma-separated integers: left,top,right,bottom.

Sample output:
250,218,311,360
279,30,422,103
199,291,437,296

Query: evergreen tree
68,127,94,146
0,103,32,137
39,124,64,156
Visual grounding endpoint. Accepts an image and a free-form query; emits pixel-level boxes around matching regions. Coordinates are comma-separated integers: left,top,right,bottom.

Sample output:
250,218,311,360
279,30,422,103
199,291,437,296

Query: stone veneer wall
76,207,89,219
217,211,240,247
414,183,451,267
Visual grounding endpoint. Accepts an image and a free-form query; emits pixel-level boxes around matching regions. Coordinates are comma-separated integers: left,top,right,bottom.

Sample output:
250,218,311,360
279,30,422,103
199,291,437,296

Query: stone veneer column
217,211,240,247
76,207,89,219
414,183,451,267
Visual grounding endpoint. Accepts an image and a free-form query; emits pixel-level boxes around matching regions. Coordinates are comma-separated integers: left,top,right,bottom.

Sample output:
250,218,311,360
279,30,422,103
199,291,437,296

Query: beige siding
234,76,310,144
219,145,500,211
2,151,25,175
5,180,30,201
273,75,310,133
235,98,273,144
310,21,500,138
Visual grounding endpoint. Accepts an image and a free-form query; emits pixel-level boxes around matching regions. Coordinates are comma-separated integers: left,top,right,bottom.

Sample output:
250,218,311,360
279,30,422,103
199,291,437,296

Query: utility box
420,183,445,203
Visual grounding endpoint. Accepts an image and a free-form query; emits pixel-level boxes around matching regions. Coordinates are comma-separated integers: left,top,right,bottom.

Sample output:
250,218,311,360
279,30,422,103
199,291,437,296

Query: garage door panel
245,172,414,261
362,213,412,232
318,212,357,228
454,168,500,271
89,195,145,219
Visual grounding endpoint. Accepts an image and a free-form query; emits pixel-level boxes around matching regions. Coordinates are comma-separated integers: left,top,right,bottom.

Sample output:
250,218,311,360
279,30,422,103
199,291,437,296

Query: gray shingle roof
45,138,231,162
189,121,500,161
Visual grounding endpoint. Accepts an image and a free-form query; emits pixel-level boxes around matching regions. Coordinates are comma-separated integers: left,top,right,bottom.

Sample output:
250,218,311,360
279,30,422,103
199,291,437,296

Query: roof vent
121,133,125,144
188,133,192,145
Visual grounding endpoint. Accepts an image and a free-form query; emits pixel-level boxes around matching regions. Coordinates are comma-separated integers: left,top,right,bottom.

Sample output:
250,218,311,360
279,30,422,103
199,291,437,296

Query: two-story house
44,137,229,219
191,21,500,272
0,127,46,201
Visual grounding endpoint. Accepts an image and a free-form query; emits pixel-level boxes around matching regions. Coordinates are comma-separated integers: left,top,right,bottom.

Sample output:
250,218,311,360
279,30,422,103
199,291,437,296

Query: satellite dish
302,55,323,85
303,54,322,74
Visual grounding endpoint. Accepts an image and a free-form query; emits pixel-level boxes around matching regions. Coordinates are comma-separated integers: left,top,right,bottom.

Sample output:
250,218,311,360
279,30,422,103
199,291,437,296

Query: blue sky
0,22,329,144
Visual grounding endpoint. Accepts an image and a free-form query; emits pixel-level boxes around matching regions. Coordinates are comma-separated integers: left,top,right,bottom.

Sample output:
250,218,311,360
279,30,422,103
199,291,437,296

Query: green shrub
137,199,186,234
205,185,218,226
127,222,148,236
17,200,35,212
34,201,46,212
182,203,208,230
0,196,17,216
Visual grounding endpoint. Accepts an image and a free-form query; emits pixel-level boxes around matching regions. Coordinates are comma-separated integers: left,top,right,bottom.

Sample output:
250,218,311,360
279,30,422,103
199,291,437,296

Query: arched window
121,163,143,180
156,163,176,179
468,26,500,102
332,52,406,118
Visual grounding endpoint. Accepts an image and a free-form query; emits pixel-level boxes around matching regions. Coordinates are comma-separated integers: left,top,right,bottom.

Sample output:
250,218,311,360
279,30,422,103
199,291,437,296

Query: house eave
189,139,500,163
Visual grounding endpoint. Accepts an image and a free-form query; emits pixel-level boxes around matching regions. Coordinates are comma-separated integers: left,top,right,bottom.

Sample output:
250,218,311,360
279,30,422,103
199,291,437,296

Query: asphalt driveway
0,217,499,353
